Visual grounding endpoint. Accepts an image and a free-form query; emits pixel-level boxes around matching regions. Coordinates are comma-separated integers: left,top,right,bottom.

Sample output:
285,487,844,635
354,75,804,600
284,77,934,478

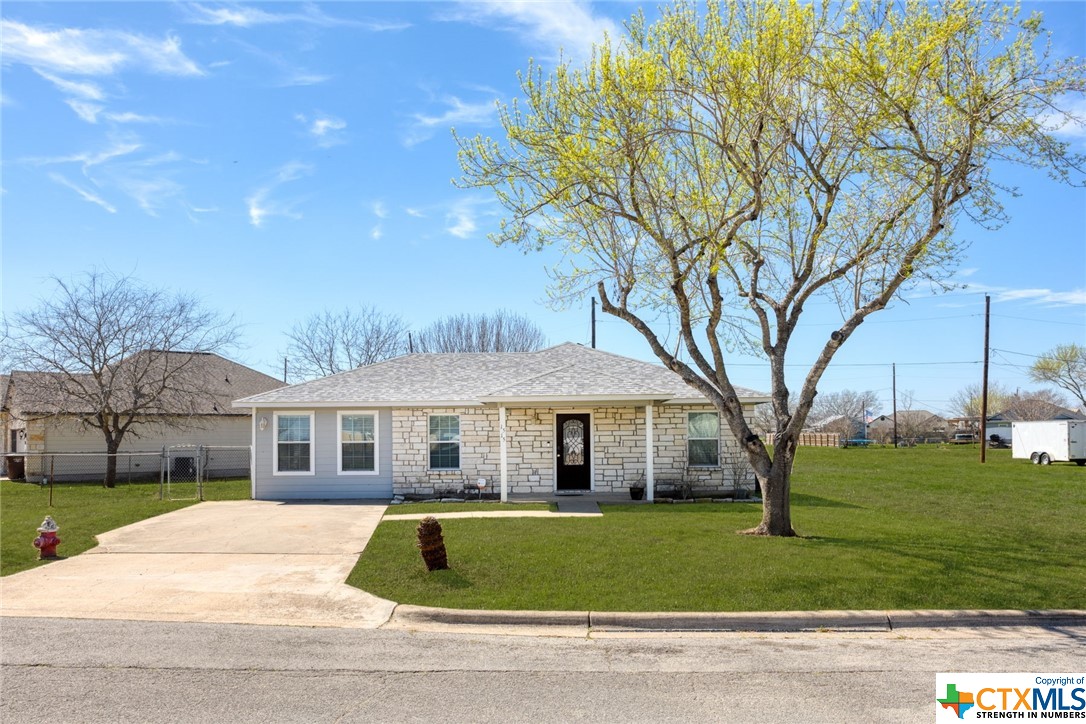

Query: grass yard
0,478,251,576
348,446,1086,611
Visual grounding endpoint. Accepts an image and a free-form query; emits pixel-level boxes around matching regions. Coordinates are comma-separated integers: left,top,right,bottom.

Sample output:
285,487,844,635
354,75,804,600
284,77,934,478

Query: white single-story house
233,343,770,501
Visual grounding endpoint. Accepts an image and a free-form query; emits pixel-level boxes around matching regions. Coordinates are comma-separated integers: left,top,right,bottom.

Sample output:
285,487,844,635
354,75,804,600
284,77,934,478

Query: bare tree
6,271,239,486
414,310,547,353
892,390,943,443
286,307,408,381
458,2,1084,534
949,382,1012,420
1029,344,1086,408
1001,389,1070,421
810,390,881,437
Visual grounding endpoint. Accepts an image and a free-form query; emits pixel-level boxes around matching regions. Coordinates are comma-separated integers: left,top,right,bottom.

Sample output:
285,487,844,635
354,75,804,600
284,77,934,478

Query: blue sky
2,1,1084,417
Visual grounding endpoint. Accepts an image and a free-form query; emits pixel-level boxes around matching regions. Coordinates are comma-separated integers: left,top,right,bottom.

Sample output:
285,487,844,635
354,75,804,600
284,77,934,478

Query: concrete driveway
0,500,395,628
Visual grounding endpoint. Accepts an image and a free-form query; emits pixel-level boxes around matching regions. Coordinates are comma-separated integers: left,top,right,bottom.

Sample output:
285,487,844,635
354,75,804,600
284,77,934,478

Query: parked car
950,433,977,444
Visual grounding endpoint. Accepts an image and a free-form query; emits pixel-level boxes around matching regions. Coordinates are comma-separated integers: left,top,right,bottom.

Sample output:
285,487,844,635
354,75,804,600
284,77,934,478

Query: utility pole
408,332,414,354
980,294,991,463
591,296,597,349
892,363,898,447
283,357,288,384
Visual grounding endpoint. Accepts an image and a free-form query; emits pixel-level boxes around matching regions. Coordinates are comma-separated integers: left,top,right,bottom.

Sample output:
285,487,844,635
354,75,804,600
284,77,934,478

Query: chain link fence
4,446,251,501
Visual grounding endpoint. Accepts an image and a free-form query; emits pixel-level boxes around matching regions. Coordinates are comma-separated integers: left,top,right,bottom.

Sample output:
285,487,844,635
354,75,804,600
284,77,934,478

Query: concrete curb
391,604,590,628
386,605,1086,633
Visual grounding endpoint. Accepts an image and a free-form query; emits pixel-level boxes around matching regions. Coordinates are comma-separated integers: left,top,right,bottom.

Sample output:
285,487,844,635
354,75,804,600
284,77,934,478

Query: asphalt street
3,617,1083,723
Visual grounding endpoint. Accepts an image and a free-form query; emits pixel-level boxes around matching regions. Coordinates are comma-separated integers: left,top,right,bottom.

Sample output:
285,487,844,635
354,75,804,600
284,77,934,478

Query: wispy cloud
404,94,497,147
34,70,104,100
183,3,410,31
404,207,426,218
445,199,482,239
48,172,116,213
295,112,347,147
104,111,167,124
66,100,104,123
444,1,617,62
955,280,1086,307
246,161,313,227
370,225,384,240
1,19,203,77
372,201,389,219
25,139,143,173
1038,96,1086,141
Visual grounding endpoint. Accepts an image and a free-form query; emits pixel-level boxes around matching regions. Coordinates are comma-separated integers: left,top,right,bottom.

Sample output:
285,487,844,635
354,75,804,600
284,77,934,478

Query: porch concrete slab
0,500,395,629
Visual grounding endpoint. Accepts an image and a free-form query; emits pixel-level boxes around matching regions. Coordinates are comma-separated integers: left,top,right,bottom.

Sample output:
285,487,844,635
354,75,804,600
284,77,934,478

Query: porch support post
499,405,508,503
645,403,654,502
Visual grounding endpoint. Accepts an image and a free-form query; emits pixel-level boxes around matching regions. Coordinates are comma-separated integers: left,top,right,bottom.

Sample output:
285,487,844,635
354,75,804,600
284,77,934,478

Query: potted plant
629,474,646,500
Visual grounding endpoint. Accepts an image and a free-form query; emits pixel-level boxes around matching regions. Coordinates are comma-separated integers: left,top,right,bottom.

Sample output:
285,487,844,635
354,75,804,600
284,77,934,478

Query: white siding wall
252,408,393,500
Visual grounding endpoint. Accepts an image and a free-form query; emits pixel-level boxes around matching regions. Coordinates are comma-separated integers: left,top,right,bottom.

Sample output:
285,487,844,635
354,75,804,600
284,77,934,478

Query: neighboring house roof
868,410,946,428
988,400,1086,422
235,342,768,408
9,352,284,417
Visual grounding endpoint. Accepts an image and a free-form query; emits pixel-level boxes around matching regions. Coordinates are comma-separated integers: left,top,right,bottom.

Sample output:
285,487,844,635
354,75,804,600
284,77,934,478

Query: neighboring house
4,352,284,481
867,410,947,443
233,343,770,501
807,414,865,440
0,374,10,476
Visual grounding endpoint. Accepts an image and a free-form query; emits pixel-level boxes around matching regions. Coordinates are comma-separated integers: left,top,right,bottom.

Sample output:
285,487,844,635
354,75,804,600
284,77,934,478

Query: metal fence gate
162,445,251,501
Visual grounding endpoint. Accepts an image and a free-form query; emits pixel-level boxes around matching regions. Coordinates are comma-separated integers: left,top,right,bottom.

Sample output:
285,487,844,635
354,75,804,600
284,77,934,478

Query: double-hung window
687,412,720,467
339,412,377,474
429,415,460,470
275,412,314,474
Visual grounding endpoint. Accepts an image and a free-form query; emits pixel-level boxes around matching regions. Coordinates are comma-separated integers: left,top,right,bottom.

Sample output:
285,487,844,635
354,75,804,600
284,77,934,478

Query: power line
992,314,1085,327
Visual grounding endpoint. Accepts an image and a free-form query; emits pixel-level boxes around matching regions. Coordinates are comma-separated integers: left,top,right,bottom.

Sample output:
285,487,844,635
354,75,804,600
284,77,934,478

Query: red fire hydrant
33,516,61,559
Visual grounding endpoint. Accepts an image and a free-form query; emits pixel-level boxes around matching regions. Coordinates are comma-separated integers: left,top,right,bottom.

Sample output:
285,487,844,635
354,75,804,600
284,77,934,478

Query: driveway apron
0,500,395,628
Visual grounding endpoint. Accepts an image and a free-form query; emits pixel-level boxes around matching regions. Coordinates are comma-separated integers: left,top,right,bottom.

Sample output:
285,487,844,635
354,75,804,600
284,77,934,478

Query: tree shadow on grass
425,567,474,590
791,493,864,509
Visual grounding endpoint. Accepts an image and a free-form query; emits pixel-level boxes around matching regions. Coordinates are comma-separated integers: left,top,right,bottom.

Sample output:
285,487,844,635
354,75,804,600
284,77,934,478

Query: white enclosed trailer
1011,420,1086,465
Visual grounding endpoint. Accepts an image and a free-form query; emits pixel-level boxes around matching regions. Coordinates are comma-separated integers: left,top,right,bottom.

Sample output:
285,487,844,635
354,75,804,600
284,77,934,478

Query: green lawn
1,478,251,576
347,447,1086,611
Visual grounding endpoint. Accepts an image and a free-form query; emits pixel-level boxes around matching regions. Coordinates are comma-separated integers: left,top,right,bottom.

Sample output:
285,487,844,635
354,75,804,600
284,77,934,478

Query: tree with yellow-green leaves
456,1,1085,536
1030,344,1086,408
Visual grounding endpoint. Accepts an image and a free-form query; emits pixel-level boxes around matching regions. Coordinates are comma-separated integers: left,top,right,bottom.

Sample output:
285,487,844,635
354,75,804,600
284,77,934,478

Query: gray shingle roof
235,342,766,406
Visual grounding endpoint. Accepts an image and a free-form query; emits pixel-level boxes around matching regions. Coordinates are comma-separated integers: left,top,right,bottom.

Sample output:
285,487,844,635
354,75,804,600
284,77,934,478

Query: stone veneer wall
391,404,757,496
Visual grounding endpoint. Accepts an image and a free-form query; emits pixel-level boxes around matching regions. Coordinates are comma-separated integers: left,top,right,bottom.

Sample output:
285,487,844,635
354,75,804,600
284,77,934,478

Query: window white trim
273,411,315,476
337,411,379,476
687,411,720,468
428,413,461,471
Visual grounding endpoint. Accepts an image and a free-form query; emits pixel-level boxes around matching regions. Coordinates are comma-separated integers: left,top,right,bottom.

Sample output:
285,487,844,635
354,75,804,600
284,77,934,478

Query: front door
556,413,591,491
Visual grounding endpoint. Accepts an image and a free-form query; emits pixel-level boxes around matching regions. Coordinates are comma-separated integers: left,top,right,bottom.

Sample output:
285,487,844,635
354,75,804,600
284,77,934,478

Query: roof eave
233,399,485,409
478,393,673,405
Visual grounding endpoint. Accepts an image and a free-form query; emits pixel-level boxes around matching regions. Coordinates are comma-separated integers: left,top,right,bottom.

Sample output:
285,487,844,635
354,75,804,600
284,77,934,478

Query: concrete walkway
0,500,395,629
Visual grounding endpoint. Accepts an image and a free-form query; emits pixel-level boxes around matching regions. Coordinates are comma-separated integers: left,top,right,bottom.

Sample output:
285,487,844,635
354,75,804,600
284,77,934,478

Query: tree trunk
104,438,119,489
743,443,796,537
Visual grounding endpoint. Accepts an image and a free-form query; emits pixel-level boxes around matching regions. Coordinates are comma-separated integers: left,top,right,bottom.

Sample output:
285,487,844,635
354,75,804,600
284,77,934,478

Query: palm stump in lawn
417,516,449,571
